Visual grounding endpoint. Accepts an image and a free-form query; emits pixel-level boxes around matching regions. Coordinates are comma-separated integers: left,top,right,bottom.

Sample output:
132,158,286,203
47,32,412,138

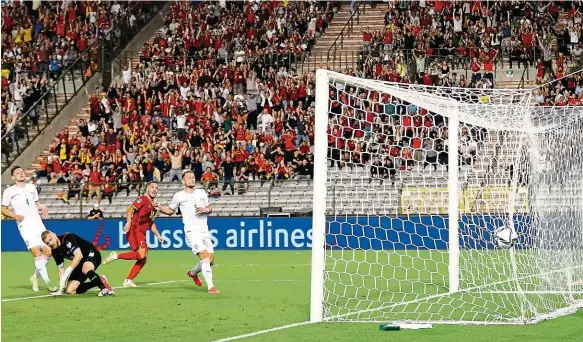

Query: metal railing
301,48,484,80
121,48,490,82
486,42,583,72
92,46,583,95
116,48,311,77
326,1,363,67
1,179,316,219
518,67,529,89
1,3,162,171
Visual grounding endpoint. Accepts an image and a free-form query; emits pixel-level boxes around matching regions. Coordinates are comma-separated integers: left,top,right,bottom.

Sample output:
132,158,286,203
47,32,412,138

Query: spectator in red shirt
88,165,102,204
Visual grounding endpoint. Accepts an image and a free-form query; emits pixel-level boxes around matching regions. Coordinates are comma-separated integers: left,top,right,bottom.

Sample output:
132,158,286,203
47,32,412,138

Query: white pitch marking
212,321,314,342
172,264,311,268
1,280,186,303
479,291,583,295
1,279,301,302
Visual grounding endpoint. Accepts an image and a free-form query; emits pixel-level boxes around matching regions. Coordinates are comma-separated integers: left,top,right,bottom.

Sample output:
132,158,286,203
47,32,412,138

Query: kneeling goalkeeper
41,231,114,296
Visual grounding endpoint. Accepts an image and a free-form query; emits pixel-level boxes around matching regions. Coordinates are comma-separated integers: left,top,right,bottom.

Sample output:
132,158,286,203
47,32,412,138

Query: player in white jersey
157,170,220,294
1,166,57,292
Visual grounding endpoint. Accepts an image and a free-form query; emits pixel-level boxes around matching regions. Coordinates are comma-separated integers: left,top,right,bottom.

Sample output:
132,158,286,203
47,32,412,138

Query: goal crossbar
310,69,583,325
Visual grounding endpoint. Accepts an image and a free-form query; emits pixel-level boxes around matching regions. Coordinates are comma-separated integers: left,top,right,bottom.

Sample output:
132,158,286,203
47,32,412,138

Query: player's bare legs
29,246,56,292
3,167,55,292
120,246,147,287
188,249,219,294
156,172,216,293
104,182,161,287
64,261,113,296
105,247,147,287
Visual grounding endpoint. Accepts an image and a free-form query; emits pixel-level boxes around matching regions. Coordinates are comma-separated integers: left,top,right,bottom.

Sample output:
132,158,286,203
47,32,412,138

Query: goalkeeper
41,231,114,296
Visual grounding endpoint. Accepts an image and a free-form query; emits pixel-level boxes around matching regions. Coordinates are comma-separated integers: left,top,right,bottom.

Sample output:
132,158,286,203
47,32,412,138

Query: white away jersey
168,189,209,232
2,184,43,227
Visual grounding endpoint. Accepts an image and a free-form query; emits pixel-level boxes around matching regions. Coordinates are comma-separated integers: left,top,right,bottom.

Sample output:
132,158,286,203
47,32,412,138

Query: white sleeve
203,191,210,207
1,188,12,207
31,185,40,202
168,193,180,212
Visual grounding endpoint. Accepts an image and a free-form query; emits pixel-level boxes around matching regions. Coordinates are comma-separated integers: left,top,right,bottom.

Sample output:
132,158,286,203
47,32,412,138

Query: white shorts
185,230,214,254
18,222,46,250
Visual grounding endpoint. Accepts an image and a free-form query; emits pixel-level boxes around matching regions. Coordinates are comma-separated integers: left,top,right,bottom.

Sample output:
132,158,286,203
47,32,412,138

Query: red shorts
127,229,148,252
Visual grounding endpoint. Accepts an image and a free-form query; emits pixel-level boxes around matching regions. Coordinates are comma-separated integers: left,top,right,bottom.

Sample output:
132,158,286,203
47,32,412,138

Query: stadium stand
3,0,582,218
1,1,159,169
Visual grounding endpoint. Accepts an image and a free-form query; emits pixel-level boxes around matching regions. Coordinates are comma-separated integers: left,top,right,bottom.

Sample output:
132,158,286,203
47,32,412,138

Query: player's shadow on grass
150,284,214,294
13,285,40,291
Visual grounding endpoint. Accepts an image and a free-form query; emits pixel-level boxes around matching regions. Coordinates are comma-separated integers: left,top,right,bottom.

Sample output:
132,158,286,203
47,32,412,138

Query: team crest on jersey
66,242,72,249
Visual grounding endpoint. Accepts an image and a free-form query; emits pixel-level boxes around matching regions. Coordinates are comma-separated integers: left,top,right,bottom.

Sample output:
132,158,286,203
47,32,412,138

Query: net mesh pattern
320,71,583,324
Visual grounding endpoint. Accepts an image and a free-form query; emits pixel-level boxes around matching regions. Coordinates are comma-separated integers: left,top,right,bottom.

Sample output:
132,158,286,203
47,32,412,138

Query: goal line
479,291,583,295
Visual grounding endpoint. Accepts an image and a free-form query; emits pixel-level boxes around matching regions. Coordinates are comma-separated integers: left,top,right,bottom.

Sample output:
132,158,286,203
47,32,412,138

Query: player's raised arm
156,205,175,216
156,193,179,216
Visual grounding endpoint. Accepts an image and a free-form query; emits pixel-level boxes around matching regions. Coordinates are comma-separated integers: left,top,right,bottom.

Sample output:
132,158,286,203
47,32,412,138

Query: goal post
447,104,460,294
309,69,583,324
310,69,330,323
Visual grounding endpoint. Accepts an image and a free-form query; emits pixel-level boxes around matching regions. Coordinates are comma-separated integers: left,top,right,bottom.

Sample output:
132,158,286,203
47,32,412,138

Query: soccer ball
494,226,515,249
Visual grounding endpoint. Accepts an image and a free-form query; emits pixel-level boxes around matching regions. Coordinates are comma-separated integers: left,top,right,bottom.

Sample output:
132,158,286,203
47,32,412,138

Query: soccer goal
310,69,583,325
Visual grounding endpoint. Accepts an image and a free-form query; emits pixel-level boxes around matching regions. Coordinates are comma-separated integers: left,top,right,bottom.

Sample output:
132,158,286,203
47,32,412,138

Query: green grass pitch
2,250,583,342
323,249,583,323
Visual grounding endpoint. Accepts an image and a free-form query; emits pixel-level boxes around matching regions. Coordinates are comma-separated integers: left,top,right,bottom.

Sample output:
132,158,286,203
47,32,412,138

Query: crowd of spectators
15,1,583,207
1,1,151,164
1,1,142,77
33,0,334,204
359,0,583,92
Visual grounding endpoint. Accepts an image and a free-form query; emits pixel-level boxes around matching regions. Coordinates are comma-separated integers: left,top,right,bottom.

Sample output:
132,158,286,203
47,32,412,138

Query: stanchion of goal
380,323,433,331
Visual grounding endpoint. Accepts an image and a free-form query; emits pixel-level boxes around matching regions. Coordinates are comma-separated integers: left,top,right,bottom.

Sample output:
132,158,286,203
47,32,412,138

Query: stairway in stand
26,95,95,176
4,77,86,172
25,41,144,177
302,4,388,74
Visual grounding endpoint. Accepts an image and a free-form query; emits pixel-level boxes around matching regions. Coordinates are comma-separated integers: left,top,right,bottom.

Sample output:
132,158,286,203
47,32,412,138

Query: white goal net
310,70,583,325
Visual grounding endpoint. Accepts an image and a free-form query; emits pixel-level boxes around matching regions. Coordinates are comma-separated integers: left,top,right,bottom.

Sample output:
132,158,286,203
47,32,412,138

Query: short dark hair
11,166,23,176
41,230,52,241
182,170,194,177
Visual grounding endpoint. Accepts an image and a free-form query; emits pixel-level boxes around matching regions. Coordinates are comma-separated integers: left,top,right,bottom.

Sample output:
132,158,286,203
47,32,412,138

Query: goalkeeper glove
59,266,74,291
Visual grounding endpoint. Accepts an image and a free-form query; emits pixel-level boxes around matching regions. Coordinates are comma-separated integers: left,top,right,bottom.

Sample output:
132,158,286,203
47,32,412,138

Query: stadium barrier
1,215,530,252
400,186,530,215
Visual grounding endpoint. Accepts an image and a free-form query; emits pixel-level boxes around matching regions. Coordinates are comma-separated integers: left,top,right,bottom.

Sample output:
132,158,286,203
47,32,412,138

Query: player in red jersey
103,181,164,287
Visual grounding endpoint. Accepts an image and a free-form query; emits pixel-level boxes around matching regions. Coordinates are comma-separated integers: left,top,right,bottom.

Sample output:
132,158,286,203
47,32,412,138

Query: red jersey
130,195,157,233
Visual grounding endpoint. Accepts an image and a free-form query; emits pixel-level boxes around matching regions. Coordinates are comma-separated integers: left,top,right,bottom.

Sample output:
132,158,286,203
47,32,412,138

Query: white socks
200,258,214,290
191,261,202,276
34,256,51,285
